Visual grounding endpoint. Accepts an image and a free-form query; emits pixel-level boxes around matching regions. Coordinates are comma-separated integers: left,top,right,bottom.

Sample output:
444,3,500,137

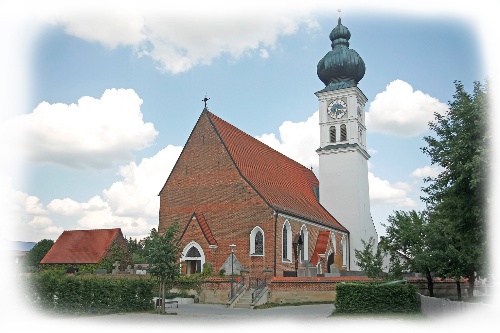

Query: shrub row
334,282,421,313
23,270,155,314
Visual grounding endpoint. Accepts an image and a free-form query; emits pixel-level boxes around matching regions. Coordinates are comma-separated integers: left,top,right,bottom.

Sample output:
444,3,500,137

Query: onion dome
317,18,365,92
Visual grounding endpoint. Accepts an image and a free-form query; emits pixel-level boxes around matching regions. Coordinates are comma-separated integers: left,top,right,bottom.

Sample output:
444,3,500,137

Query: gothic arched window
340,124,347,141
282,221,292,261
250,226,264,256
329,126,336,143
341,236,347,267
186,246,201,258
255,231,263,254
300,225,309,262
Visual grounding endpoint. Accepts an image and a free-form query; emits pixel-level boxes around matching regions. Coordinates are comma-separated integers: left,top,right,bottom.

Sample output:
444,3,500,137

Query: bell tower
315,16,377,271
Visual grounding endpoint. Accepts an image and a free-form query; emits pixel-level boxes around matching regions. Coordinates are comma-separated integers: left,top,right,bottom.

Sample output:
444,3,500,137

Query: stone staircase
232,289,255,309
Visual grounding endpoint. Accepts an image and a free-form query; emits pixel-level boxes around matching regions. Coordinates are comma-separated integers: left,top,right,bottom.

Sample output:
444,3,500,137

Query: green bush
23,270,155,314
334,282,420,314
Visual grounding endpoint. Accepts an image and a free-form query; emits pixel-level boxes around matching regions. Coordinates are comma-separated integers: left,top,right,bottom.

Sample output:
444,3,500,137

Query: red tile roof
40,228,123,264
206,111,347,232
181,212,218,246
310,230,330,266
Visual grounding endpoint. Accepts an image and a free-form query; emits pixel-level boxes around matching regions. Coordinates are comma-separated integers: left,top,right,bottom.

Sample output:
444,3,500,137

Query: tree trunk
467,269,475,299
456,280,462,301
161,280,166,313
426,267,434,297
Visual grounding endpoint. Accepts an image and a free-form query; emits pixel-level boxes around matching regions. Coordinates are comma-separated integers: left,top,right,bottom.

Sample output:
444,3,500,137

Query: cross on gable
202,95,210,109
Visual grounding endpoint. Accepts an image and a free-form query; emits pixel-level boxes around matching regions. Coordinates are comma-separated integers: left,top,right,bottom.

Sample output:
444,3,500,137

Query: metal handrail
251,277,266,303
228,276,245,303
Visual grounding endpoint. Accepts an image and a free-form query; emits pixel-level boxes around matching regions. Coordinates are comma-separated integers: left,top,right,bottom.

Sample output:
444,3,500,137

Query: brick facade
159,110,348,278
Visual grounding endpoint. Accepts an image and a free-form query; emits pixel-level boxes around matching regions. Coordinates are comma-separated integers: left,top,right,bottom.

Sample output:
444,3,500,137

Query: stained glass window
186,246,201,258
255,231,263,255
282,224,288,259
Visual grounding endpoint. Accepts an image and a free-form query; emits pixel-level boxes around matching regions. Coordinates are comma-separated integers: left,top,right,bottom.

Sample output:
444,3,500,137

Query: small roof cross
202,95,210,109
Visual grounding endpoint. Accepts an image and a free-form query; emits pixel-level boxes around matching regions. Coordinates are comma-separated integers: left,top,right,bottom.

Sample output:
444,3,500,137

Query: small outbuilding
40,228,132,272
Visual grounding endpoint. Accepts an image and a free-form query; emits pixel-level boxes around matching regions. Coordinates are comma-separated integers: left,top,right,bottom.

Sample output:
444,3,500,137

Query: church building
158,16,377,278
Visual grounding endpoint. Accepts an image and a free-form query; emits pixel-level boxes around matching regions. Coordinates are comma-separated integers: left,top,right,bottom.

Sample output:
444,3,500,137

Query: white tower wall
316,87,378,271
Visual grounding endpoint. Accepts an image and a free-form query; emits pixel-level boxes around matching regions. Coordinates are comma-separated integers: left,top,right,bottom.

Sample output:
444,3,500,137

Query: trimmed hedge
334,282,420,313
23,270,155,314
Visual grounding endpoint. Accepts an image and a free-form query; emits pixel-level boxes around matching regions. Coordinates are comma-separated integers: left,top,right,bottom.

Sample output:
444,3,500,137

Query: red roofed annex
41,228,132,270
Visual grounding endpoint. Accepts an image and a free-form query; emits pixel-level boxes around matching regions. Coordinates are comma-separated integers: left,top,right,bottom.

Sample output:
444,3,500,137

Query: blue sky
0,1,498,247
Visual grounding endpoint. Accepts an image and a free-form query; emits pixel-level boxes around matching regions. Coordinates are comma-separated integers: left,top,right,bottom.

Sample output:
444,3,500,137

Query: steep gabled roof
206,111,347,232
181,212,218,246
310,230,331,266
40,228,123,264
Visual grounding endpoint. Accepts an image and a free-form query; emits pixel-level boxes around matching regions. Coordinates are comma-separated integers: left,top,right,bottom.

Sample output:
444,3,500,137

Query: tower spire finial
338,8,341,24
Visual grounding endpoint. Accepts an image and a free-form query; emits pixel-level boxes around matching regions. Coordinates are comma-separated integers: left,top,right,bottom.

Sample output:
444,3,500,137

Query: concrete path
87,303,335,325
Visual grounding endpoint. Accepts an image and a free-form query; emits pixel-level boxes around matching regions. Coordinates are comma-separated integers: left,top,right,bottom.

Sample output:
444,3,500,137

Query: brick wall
158,112,348,278
198,277,233,304
196,276,468,304
159,113,275,276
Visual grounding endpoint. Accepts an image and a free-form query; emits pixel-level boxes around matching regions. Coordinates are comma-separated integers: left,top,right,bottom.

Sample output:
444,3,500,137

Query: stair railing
251,277,267,304
227,276,245,303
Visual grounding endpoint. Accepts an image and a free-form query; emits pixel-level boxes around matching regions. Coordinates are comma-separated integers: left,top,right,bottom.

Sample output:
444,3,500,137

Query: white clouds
366,80,448,137
1,177,63,241
13,144,182,242
256,111,420,212
10,107,422,242
137,13,313,74
411,165,443,179
42,4,319,74
104,145,182,217
56,12,147,48
48,198,82,216
4,88,158,169
368,172,418,209
256,111,320,170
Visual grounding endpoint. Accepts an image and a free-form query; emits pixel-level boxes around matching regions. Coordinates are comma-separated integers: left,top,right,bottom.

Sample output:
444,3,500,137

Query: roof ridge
204,111,275,210
206,110,346,232
206,111,315,173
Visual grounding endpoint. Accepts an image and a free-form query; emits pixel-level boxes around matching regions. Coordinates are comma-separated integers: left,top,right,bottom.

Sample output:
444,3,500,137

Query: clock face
327,99,347,119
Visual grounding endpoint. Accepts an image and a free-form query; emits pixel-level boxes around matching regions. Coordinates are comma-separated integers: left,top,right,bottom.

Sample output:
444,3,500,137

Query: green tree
381,210,436,296
421,80,489,298
24,239,54,270
354,237,383,280
143,222,181,313
127,237,148,264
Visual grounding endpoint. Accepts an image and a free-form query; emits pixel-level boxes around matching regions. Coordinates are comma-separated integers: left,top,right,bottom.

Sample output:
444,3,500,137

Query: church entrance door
181,241,205,276
327,253,334,273
186,259,201,275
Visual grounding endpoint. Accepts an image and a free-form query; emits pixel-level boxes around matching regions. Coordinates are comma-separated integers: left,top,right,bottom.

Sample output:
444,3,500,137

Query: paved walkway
87,303,335,324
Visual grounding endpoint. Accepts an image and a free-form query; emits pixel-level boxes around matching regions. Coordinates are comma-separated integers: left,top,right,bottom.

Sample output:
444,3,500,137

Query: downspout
347,233,351,271
273,211,278,277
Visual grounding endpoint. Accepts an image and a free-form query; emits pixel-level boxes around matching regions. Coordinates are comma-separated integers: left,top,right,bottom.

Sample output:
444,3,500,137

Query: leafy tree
354,237,383,280
143,222,181,313
24,239,54,270
421,80,489,298
98,242,133,272
381,210,436,296
126,237,148,264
